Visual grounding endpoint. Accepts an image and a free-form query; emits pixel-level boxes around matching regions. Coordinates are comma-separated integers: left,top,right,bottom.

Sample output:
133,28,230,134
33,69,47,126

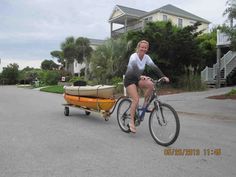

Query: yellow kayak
64,94,116,111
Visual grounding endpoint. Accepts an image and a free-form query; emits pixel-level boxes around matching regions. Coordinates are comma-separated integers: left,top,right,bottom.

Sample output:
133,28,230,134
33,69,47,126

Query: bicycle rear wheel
149,103,180,146
117,98,132,133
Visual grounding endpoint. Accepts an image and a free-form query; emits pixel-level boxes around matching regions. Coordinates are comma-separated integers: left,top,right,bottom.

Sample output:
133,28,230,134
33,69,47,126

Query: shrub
38,70,60,85
226,88,236,96
45,71,60,85
69,76,85,83
177,73,207,91
111,76,123,86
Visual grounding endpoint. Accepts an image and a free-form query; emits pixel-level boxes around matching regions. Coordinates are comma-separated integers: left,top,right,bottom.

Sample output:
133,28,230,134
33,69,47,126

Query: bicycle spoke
149,103,180,146
117,98,132,133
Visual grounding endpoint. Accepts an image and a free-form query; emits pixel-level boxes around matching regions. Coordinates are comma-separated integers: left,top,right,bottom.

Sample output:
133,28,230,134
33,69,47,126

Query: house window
144,16,153,23
163,15,168,21
178,18,183,28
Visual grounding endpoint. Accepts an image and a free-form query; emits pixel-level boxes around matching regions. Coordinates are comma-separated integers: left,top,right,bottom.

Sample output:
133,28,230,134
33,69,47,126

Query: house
109,4,210,37
201,30,236,87
67,38,105,76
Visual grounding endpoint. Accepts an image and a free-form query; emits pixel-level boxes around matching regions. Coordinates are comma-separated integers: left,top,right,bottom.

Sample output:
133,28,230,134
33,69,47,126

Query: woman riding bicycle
124,40,169,133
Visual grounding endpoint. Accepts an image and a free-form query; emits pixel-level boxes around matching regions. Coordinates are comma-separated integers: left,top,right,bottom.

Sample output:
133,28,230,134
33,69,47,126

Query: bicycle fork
154,101,167,126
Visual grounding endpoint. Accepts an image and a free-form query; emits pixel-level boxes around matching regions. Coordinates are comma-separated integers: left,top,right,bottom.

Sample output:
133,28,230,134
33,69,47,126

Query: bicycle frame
135,79,162,122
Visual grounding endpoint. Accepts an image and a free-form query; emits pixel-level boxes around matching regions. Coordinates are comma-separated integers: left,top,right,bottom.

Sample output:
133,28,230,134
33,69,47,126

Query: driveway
161,86,236,120
0,85,236,177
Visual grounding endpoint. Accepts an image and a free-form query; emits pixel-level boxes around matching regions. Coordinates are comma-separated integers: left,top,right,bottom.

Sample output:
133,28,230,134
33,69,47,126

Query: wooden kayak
64,94,116,111
64,85,115,98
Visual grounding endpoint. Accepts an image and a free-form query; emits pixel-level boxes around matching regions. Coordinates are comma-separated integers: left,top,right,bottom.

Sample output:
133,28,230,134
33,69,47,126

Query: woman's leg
138,77,154,107
126,84,139,131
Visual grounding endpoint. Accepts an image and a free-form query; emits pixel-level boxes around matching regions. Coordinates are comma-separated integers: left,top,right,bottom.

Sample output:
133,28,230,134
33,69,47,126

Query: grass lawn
208,88,236,100
40,85,64,94
226,88,236,96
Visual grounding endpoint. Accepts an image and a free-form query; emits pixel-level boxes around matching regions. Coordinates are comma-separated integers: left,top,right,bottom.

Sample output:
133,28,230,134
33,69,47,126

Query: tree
197,28,217,67
61,36,77,70
41,59,59,70
222,0,236,49
1,63,19,85
90,37,128,84
50,50,64,67
51,37,92,79
223,0,236,27
74,37,93,80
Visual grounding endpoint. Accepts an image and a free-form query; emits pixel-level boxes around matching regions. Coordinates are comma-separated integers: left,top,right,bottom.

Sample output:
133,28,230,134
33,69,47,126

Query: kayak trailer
63,93,125,121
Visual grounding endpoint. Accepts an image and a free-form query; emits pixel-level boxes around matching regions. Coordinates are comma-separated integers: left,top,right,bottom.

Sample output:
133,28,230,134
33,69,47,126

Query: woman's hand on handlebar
158,77,170,83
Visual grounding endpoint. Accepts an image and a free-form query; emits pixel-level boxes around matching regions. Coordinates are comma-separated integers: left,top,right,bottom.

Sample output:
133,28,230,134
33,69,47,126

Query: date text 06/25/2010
164,148,221,156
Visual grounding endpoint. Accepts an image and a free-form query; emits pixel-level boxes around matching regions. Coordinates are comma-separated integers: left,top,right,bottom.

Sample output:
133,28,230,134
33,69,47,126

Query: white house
109,4,210,37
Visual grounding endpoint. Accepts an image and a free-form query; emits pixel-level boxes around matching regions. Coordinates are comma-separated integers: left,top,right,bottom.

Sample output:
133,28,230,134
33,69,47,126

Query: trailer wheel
64,107,69,116
85,111,91,115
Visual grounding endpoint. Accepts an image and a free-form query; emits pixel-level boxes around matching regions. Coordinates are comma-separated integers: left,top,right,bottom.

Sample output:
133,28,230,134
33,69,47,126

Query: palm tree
223,0,236,27
90,37,128,84
75,37,93,80
61,37,77,73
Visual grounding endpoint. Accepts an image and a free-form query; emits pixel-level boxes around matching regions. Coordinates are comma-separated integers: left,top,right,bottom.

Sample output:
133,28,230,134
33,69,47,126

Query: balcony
111,22,143,37
217,29,231,46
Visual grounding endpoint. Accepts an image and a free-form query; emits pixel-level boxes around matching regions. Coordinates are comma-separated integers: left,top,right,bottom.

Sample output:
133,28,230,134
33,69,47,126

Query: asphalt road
0,85,236,177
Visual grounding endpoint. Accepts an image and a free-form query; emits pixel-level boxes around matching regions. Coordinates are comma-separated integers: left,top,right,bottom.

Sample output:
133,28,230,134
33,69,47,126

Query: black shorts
124,76,139,88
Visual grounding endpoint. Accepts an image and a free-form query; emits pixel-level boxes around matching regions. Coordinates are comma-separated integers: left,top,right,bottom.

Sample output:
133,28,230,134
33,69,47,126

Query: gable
144,4,210,24
109,6,124,20
109,5,147,22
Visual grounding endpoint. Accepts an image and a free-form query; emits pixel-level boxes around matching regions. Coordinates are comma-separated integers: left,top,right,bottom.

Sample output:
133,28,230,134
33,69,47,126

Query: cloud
0,0,228,70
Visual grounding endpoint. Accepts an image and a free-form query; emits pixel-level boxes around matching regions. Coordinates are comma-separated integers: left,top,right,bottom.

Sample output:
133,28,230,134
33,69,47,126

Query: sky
0,0,229,71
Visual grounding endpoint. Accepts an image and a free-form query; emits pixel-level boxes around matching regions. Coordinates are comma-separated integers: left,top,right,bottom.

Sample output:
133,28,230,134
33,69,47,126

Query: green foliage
69,76,85,83
40,85,64,94
222,0,236,49
111,76,123,85
51,36,93,79
38,70,60,85
45,71,60,85
226,88,236,96
90,37,128,84
41,59,59,70
1,63,19,85
223,0,236,24
197,29,217,67
51,50,64,66
18,67,40,85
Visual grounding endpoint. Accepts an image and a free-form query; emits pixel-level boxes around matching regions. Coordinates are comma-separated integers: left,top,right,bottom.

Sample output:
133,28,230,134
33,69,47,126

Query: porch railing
201,50,236,82
217,29,231,46
111,22,143,37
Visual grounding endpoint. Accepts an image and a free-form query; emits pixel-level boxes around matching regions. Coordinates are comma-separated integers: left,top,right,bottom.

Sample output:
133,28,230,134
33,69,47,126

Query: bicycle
116,78,180,146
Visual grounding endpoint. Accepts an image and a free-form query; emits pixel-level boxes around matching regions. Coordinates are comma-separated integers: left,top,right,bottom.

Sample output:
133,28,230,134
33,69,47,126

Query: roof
145,4,210,24
116,5,147,17
89,38,106,46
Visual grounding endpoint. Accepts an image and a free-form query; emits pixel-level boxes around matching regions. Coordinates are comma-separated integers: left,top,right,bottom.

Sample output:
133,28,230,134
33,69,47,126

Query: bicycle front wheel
149,103,180,146
117,98,132,133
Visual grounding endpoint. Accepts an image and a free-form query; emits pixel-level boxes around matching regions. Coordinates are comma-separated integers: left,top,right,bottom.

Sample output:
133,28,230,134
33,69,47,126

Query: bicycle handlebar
152,77,168,85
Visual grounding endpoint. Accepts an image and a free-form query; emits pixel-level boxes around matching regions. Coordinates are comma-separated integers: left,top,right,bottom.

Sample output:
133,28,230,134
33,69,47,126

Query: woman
124,40,169,133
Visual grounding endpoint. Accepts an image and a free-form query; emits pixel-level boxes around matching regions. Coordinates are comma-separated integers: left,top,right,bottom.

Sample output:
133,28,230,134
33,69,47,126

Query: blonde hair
136,40,149,52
